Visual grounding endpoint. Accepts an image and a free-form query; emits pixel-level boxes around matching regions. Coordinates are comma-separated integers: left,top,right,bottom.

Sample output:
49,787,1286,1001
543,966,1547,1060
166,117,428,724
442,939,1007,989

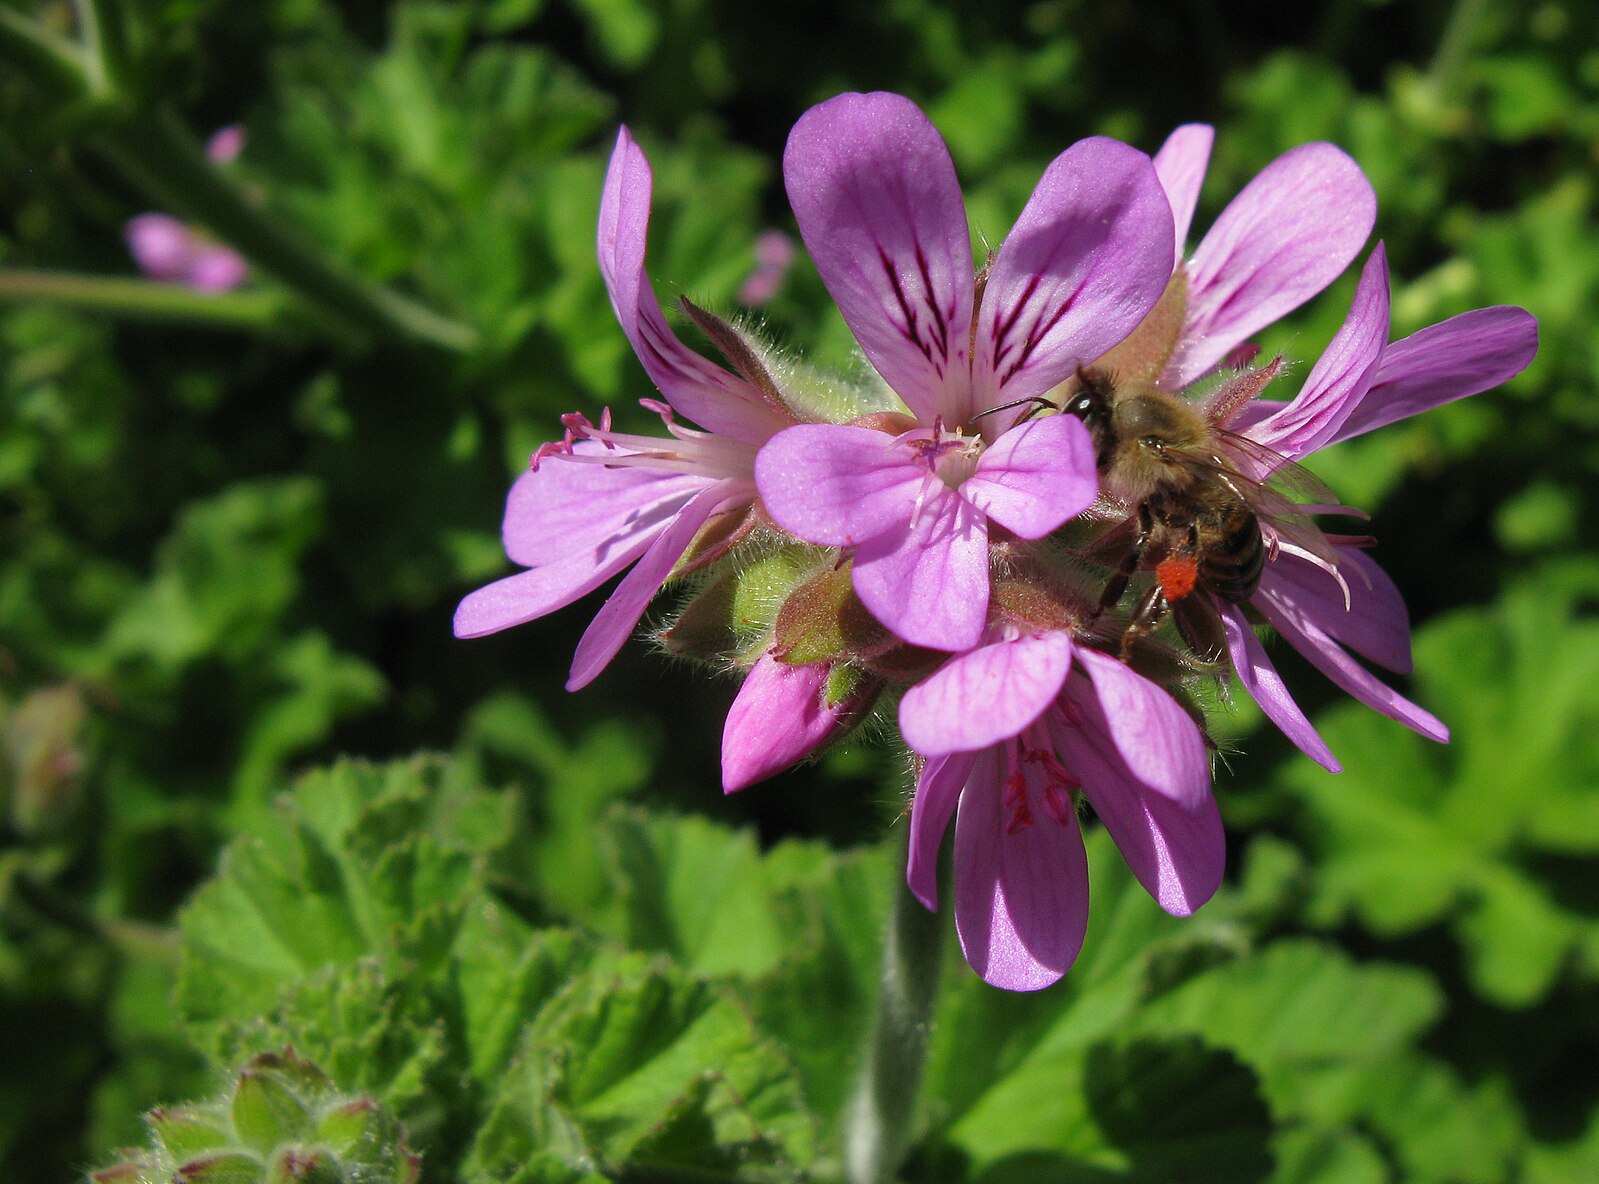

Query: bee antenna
972,394,1058,422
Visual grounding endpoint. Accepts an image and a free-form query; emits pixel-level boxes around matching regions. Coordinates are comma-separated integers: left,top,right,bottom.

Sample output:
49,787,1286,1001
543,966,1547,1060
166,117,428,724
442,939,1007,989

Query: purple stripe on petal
1070,649,1211,808
1220,603,1341,772
566,482,737,689
1245,245,1390,464
1168,142,1376,388
600,128,789,445
954,746,1087,991
900,633,1074,756
1262,550,1412,674
908,750,976,909
722,653,855,792
852,491,989,652
1255,588,1449,743
755,424,924,547
1050,694,1225,917
1154,124,1214,265
784,93,974,426
963,414,1099,539
1332,306,1539,445
975,137,1173,412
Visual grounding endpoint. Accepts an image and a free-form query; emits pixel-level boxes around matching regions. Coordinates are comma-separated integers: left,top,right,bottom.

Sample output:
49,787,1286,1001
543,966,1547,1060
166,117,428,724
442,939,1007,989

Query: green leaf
466,954,817,1181
1279,576,1599,1004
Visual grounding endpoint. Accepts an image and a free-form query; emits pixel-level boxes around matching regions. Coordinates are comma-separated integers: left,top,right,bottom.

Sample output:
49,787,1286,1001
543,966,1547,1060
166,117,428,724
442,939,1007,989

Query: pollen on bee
1156,555,1200,601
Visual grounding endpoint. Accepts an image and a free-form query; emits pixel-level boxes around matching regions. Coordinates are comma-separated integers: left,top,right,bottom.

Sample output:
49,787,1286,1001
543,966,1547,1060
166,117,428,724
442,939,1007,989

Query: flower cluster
457,92,1537,990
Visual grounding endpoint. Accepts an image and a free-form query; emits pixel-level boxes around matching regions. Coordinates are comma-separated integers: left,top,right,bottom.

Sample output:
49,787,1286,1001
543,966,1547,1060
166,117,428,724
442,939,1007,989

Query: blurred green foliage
3,0,1598,1180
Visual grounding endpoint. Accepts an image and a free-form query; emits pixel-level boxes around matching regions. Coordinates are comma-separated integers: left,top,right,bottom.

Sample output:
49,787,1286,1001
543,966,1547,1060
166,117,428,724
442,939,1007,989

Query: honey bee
1059,365,1343,661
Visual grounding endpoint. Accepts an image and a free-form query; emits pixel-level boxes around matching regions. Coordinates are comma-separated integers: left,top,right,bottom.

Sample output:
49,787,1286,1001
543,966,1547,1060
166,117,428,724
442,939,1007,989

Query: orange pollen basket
1156,555,1200,601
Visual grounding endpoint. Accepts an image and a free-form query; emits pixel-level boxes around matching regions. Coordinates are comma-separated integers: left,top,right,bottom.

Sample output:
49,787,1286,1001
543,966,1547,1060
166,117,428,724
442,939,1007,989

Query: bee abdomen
1199,512,1265,603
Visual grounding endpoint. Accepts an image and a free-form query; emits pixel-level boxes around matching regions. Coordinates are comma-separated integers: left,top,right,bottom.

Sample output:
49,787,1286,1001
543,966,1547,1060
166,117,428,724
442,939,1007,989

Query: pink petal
455,463,711,639
1050,671,1224,915
963,414,1098,539
126,213,194,280
1219,603,1341,772
975,137,1173,413
722,654,860,792
852,491,989,651
1254,587,1449,743
1332,306,1539,444
1167,142,1376,388
567,483,738,689
1069,649,1210,809
599,128,789,445
205,125,246,164
784,92,974,426
503,443,713,567
899,633,1074,756
1262,550,1412,674
908,750,976,909
185,244,249,293
1153,123,1214,265
1244,245,1390,464
755,424,923,547
954,746,1089,991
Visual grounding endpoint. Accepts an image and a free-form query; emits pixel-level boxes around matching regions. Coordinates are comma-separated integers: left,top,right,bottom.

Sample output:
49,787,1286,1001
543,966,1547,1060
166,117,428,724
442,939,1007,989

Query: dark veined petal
784,92,975,426
974,137,1173,417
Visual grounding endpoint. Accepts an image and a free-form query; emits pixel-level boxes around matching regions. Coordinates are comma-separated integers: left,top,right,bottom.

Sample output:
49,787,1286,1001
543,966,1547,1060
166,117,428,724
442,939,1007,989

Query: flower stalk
844,826,945,1184
0,268,285,328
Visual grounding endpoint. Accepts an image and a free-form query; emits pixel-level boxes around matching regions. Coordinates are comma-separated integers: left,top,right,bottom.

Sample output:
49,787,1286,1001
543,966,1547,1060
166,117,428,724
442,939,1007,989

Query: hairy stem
843,830,944,1184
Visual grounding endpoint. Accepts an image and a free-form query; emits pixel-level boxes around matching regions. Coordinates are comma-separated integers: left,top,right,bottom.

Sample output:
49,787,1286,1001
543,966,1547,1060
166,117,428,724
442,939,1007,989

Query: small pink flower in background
125,213,248,293
205,124,247,164
756,92,1173,651
737,230,796,305
454,129,796,692
125,125,249,293
899,631,1222,990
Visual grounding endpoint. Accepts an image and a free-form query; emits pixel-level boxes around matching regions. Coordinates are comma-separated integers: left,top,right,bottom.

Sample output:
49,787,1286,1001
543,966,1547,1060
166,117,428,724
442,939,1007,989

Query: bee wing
1210,429,1365,519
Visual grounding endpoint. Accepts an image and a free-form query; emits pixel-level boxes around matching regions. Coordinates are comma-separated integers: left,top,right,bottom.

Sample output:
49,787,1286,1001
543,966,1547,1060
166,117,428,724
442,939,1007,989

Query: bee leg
1095,503,1155,619
1119,582,1171,661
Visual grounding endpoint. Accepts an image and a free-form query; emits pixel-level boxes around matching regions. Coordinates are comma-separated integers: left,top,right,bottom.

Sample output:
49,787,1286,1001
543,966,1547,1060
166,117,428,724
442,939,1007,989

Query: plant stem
0,268,286,328
0,7,88,97
843,831,944,1184
97,108,478,352
9,869,177,962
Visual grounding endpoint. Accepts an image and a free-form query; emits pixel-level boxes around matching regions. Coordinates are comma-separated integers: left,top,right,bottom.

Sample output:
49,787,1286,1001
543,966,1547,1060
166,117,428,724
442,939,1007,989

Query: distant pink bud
125,213,194,281
206,124,247,164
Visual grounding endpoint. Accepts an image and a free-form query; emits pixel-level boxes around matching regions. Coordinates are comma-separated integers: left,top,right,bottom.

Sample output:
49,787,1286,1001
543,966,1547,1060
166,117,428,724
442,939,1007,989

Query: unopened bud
231,1070,310,1153
148,1106,232,1162
173,1152,263,1184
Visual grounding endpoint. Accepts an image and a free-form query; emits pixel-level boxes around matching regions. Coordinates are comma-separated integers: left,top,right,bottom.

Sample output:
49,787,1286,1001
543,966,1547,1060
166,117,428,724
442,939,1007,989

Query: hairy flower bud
89,1051,419,1184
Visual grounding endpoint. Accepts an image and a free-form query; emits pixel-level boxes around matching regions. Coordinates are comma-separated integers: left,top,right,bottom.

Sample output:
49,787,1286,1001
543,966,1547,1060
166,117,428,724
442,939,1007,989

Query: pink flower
1208,246,1538,768
756,92,1174,651
453,128,796,690
898,631,1222,990
720,651,874,792
737,230,796,305
125,213,248,293
1148,124,1377,389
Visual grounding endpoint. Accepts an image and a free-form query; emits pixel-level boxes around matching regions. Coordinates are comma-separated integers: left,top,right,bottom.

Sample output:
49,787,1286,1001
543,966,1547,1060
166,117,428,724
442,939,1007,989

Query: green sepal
773,564,891,665
147,1106,234,1162
231,1070,311,1154
171,1152,265,1184
264,1149,342,1184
